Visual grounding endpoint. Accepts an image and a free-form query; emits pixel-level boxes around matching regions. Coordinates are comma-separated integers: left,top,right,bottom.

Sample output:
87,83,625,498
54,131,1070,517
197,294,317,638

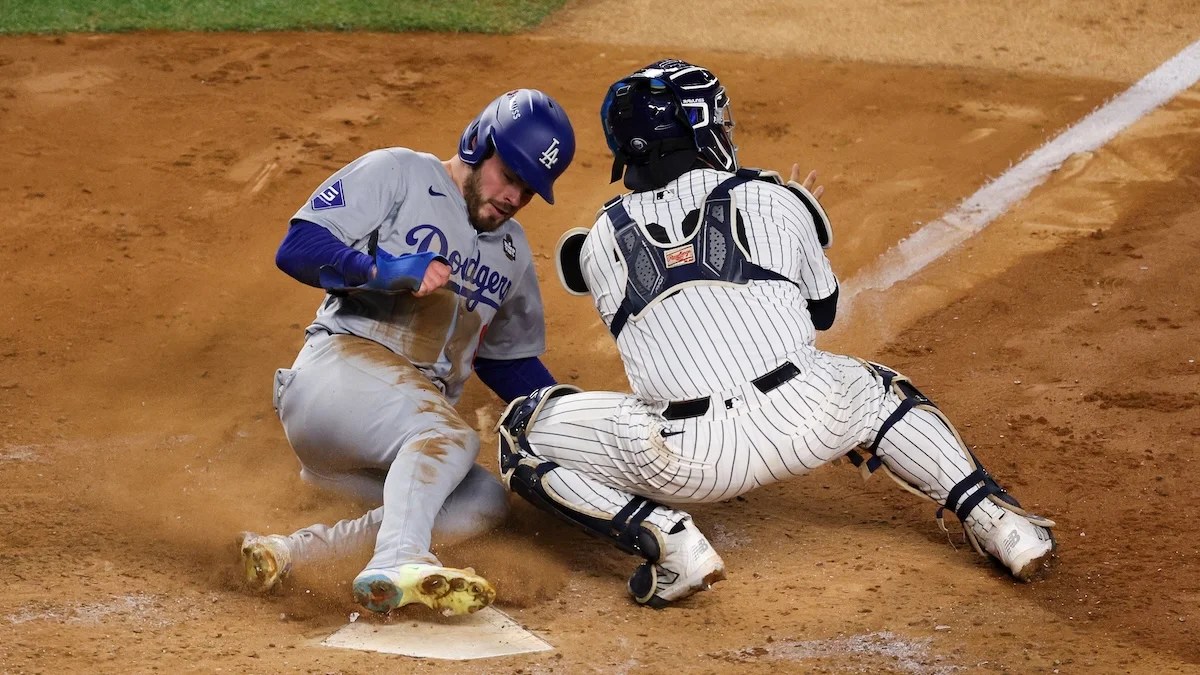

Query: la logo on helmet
539,138,562,169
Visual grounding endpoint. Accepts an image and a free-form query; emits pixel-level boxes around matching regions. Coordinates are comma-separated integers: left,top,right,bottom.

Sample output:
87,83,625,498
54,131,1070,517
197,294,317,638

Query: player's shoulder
666,168,788,201
356,147,441,169
729,168,821,224
730,168,797,200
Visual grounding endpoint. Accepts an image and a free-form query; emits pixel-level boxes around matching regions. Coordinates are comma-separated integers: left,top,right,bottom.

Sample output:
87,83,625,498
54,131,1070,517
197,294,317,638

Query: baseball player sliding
238,89,575,616
498,59,1056,608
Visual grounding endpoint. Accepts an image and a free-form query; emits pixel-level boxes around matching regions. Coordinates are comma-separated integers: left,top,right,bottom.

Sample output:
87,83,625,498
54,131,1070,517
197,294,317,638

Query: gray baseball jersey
292,147,546,403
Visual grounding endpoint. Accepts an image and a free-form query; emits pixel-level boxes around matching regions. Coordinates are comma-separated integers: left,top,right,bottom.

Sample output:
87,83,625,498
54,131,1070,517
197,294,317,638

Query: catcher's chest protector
605,170,791,337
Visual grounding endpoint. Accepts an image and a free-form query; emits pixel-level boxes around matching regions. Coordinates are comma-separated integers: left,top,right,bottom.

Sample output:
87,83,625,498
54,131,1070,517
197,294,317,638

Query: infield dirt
2,2,1200,673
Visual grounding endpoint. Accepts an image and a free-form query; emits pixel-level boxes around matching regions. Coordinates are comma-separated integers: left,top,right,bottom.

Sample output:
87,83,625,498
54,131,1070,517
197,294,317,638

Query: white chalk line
843,38,1200,300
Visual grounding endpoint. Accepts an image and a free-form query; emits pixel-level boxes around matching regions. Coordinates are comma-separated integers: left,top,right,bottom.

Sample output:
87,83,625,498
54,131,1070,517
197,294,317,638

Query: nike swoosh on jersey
428,186,446,197
660,429,685,438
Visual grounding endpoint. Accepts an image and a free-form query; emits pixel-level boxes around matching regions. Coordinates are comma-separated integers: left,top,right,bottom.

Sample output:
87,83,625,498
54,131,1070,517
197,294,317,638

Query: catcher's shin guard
496,386,666,562
845,361,1056,558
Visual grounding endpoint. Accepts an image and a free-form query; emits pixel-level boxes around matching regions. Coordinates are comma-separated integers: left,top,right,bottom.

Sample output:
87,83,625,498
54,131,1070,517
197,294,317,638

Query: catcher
496,59,1057,608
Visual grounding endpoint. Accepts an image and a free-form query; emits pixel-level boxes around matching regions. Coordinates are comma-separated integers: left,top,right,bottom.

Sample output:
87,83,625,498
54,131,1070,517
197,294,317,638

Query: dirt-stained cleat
628,518,726,608
977,513,1056,581
352,564,496,616
238,532,293,593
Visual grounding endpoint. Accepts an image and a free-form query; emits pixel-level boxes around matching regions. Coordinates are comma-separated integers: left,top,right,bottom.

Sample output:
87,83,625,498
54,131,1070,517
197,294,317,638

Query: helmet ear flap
458,118,486,166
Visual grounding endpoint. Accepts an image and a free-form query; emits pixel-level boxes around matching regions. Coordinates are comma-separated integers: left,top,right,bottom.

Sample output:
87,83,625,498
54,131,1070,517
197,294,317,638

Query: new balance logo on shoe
1002,529,1022,555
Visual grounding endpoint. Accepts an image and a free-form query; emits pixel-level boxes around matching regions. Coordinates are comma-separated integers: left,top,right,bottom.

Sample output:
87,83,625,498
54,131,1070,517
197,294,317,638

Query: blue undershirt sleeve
807,283,839,331
275,220,375,288
474,356,557,403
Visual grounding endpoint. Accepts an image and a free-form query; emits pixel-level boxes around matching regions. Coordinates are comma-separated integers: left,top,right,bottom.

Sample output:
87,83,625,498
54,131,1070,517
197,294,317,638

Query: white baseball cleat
238,532,293,593
628,518,726,608
352,564,496,616
975,512,1056,581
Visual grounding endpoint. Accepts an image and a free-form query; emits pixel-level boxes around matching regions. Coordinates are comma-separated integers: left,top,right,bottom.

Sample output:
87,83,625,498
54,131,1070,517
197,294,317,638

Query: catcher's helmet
458,89,575,204
601,59,737,191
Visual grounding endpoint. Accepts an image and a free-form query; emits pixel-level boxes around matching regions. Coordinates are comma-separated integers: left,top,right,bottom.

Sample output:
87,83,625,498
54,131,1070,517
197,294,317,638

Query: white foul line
843,38,1200,299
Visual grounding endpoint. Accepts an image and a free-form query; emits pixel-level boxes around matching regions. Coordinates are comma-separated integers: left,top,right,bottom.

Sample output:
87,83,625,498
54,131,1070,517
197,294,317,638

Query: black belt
661,361,801,420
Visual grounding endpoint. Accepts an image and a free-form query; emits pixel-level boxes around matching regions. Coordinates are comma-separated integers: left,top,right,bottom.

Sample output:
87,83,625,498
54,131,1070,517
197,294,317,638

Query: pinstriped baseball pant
518,348,1005,536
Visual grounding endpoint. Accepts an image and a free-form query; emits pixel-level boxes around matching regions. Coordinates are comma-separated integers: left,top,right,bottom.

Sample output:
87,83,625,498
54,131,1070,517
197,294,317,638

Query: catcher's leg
846,361,1056,581
497,385,726,608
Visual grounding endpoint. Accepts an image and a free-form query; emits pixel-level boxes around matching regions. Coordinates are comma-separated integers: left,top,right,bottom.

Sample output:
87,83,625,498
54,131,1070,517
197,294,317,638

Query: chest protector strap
605,170,795,338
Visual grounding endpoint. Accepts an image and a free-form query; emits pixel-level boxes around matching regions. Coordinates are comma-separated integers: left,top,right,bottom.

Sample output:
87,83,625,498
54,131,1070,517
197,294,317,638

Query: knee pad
494,384,665,561
496,384,581,472
844,360,945,479
504,458,665,560
846,360,1055,548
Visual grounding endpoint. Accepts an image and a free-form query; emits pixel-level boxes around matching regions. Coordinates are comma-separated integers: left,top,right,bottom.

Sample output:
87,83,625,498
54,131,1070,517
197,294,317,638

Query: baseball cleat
238,532,293,593
977,513,1056,581
352,564,496,616
628,518,726,608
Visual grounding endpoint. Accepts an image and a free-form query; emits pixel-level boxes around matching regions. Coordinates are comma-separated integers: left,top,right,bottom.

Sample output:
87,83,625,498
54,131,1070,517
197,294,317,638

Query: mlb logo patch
502,233,517,261
664,244,696,268
312,180,346,210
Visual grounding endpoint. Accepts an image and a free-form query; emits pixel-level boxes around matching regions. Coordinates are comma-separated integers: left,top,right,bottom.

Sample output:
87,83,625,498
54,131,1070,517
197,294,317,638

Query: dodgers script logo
405,224,512,311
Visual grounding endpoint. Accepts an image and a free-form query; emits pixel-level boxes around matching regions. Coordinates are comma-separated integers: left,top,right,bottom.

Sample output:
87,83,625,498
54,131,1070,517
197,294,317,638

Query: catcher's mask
601,59,737,191
459,89,576,204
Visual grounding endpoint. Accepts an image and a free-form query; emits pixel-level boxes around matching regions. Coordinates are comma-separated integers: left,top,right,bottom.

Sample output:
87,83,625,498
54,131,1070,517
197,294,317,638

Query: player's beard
463,168,506,233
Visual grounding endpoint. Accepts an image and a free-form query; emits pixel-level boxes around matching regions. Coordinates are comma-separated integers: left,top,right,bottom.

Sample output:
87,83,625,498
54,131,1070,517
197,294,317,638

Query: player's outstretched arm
276,220,374,288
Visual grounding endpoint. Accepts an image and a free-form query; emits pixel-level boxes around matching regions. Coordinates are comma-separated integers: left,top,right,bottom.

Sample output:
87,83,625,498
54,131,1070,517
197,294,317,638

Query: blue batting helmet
600,59,737,191
458,89,575,204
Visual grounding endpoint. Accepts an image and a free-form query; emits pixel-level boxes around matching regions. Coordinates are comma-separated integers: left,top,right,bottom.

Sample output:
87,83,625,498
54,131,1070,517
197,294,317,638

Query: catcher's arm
745,165,833,249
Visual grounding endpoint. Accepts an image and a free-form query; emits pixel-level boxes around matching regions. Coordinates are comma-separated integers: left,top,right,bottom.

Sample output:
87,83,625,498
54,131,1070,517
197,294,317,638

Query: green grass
0,0,568,34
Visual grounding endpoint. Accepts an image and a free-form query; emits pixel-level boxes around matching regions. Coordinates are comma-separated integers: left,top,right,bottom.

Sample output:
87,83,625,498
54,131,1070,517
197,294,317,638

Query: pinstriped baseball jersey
579,168,837,403
516,165,1008,533
292,147,546,402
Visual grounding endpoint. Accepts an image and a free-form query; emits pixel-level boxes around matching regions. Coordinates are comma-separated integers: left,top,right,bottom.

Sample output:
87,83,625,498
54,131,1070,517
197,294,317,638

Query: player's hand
413,260,452,298
367,249,446,293
788,163,825,201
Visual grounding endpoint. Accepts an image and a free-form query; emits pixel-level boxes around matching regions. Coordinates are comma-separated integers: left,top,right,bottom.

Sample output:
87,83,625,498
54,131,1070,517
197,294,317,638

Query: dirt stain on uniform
443,300,484,387
331,334,444,396
415,399,473,435
416,436,454,462
417,460,439,485
330,333,403,369
391,290,459,367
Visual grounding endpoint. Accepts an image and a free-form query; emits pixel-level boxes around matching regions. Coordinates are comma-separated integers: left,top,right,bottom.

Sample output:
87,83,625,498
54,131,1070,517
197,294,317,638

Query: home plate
320,607,554,660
